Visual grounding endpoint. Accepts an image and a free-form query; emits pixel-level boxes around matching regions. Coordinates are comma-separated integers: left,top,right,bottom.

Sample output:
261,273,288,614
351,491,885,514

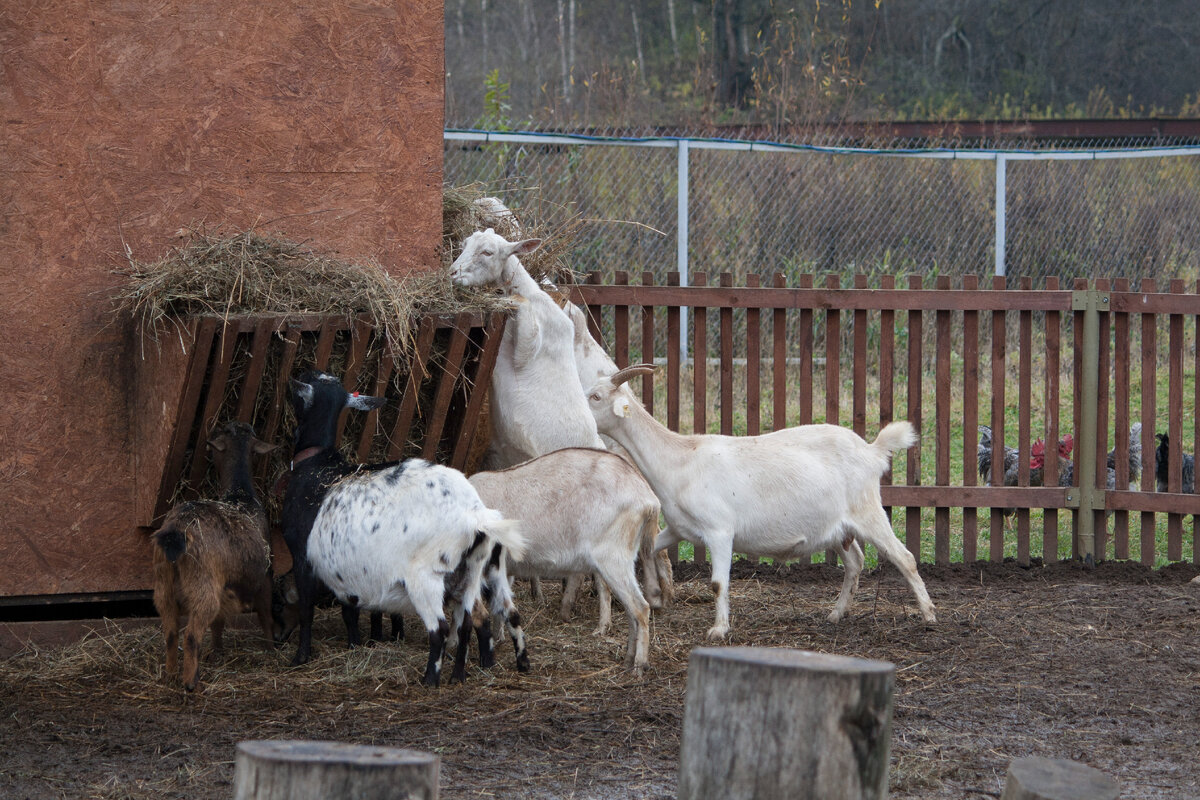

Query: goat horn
610,363,657,387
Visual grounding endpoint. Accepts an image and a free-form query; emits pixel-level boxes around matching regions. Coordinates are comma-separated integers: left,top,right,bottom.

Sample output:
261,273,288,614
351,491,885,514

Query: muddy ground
2,558,1199,799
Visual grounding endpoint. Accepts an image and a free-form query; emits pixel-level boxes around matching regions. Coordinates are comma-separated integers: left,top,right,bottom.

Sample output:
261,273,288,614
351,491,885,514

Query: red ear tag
352,392,359,397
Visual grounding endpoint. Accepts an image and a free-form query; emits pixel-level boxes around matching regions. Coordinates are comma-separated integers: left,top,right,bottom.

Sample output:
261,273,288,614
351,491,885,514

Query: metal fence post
994,154,1007,277
678,138,690,364
1072,284,1109,563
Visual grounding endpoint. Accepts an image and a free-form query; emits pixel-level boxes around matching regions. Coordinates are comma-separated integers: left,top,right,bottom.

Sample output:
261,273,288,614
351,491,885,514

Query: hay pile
114,232,495,358
114,186,581,355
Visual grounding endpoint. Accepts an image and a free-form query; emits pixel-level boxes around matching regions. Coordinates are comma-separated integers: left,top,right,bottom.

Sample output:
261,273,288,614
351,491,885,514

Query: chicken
1106,422,1143,489
1154,432,1196,494
1030,436,1074,487
977,425,1020,488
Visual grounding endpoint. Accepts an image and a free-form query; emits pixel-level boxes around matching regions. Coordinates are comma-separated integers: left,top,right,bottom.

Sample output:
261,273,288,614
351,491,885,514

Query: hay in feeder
116,231,508,360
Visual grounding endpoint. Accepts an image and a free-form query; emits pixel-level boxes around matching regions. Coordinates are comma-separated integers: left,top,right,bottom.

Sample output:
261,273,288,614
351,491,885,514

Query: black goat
281,370,400,666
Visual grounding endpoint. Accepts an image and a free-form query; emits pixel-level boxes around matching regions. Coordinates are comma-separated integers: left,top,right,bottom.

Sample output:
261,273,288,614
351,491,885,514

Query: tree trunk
1001,756,1120,800
233,740,439,800
558,0,570,102
678,647,895,800
631,3,646,84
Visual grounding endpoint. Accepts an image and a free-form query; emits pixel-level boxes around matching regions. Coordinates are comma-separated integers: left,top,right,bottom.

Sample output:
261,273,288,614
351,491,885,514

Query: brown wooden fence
568,273,1200,568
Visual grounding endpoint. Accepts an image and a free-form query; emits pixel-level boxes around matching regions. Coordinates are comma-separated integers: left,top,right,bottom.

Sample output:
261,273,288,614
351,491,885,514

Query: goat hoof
515,653,530,673
705,625,730,641
826,610,844,623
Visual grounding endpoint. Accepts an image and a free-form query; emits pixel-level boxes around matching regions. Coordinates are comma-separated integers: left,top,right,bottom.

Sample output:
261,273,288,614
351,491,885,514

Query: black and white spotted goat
280,371,401,666
307,457,527,686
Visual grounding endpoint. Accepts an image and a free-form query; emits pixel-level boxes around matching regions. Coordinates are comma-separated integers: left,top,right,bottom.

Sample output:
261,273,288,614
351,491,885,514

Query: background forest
445,0,1200,132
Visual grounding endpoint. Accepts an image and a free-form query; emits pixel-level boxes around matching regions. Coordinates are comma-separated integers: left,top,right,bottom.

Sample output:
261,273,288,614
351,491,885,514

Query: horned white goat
468,448,658,672
306,459,527,686
449,229,603,467
585,365,938,639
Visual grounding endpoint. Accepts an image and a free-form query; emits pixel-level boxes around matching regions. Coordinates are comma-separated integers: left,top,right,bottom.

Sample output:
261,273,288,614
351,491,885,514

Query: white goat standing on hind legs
449,228,604,466
586,365,938,640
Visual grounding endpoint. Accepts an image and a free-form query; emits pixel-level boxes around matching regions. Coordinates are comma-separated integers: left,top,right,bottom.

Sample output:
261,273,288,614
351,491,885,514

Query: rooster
1030,435,1075,487
1154,433,1196,494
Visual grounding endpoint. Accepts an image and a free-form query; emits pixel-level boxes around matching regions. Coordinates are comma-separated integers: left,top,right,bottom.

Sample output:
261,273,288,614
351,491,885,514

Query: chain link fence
444,130,1200,288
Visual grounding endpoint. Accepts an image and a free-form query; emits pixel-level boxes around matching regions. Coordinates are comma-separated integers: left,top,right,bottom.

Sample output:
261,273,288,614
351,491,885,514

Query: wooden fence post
1001,756,1119,800
234,740,439,800
677,647,894,800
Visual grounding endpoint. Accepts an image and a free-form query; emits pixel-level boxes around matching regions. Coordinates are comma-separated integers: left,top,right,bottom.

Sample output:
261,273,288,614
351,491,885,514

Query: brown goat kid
152,421,276,691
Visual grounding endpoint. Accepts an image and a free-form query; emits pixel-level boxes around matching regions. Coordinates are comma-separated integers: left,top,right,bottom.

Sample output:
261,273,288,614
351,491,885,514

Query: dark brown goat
152,421,275,691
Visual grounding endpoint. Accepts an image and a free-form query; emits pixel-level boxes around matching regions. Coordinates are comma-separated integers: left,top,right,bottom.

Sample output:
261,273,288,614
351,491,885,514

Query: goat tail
153,523,188,564
479,514,527,564
871,421,919,456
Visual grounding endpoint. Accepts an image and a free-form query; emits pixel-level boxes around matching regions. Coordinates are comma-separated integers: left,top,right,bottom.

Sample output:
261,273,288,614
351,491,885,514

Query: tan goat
152,421,275,691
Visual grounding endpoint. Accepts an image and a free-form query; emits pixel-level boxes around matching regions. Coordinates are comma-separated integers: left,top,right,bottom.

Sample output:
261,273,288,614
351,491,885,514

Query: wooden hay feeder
135,311,504,572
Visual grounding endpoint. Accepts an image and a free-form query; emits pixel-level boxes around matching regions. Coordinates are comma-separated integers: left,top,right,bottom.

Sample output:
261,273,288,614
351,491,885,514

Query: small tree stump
677,647,895,800
234,740,439,800
1001,756,1119,800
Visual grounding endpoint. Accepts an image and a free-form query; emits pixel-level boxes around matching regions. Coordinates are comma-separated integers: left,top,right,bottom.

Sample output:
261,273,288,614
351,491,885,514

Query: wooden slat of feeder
313,320,338,371
357,341,396,463
387,316,437,461
422,313,472,461
187,323,241,489
154,317,220,519
337,318,374,445
450,313,506,471
258,327,302,482
235,318,275,423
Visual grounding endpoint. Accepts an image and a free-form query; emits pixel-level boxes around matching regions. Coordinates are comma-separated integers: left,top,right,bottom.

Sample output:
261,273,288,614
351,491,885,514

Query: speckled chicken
977,425,1021,488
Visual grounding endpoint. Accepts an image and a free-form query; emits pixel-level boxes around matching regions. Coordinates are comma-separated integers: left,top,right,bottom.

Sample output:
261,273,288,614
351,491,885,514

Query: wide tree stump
1001,756,1119,800
677,647,895,800
233,740,439,800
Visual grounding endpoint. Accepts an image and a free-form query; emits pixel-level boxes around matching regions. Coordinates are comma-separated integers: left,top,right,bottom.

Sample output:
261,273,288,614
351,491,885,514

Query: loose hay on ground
3,560,1199,799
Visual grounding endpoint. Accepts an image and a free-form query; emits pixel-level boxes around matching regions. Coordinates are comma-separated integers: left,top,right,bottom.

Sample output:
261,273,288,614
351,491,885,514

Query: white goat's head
449,228,542,288
586,364,657,433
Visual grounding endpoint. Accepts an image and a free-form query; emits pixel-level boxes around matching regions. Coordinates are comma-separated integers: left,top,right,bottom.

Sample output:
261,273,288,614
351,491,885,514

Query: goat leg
423,619,449,688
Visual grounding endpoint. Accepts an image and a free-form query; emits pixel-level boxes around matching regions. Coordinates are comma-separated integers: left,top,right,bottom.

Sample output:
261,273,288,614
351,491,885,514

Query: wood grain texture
678,647,894,800
0,0,443,597
234,740,439,800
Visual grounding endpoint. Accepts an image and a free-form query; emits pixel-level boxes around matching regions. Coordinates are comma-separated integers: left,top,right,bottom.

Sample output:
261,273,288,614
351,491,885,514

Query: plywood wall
0,1,444,597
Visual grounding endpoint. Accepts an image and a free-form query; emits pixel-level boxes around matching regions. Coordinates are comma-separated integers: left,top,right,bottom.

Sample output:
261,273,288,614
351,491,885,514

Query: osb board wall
0,1,445,598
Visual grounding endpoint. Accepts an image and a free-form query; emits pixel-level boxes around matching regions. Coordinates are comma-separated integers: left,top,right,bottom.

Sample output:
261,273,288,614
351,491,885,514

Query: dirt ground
2,558,1199,799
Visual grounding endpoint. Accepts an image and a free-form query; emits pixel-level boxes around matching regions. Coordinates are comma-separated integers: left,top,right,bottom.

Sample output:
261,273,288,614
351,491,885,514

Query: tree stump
677,647,895,800
1001,756,1119,800
233,740,439,800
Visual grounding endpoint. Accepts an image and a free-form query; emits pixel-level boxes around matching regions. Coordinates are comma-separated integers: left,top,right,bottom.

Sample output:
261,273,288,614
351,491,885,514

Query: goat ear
290,379,314,409
207,433,229,453
346,392,386,411
613,397,631,419
509,238,543,257
252,438,278,456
